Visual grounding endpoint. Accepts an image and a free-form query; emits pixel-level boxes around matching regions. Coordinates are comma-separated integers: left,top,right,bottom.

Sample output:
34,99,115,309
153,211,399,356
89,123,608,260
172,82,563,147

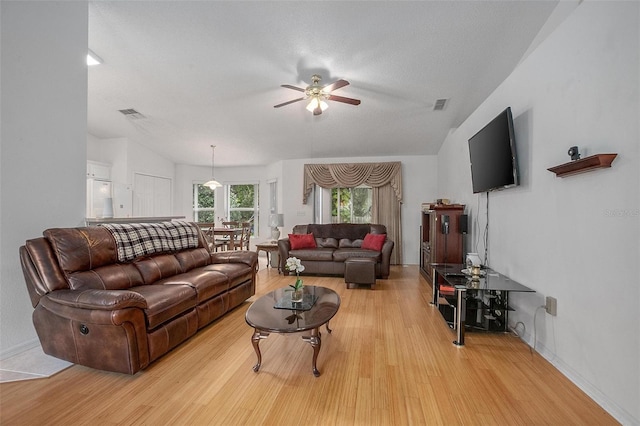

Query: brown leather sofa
278,223,394,278
19,221,257,374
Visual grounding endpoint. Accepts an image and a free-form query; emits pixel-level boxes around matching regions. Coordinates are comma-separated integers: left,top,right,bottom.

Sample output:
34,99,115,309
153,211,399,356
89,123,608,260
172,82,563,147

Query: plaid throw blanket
101,221,200,262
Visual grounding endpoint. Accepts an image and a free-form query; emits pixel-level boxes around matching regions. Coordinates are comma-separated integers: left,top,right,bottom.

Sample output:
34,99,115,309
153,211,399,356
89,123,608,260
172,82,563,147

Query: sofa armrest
379,239,395,278
277,238,292,273
210,250,258,268
45,289,147,310
36,292,150,374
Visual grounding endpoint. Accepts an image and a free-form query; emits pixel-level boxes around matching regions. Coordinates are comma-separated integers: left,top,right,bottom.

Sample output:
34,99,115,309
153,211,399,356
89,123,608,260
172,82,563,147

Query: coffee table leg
301,327,322,377
251,329,269,372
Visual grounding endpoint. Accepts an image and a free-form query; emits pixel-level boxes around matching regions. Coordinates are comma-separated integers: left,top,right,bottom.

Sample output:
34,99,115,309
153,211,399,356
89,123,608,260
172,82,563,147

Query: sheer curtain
303,162,402,265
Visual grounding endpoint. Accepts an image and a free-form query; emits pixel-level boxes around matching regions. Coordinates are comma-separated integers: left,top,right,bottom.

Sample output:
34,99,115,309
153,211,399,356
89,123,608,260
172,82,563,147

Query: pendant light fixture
203,145,222,189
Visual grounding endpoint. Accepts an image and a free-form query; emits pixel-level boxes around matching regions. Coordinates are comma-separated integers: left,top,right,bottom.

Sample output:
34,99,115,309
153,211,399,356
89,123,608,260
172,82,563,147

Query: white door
133,173,172,217
153,177,171,216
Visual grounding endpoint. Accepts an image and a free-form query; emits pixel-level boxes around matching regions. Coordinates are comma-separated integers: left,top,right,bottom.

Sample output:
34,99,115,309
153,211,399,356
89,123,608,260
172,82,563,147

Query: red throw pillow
362,233,386,251
288,233,317,250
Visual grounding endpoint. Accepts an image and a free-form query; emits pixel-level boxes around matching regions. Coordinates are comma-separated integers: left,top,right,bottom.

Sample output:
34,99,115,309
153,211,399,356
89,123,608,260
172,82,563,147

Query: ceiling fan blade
323,79,349,92
273,97,305,108
327,94,361,106
281,84,305,92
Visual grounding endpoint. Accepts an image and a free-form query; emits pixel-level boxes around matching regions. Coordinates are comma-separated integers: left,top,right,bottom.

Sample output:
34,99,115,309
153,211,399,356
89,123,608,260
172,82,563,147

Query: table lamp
269,214,284,241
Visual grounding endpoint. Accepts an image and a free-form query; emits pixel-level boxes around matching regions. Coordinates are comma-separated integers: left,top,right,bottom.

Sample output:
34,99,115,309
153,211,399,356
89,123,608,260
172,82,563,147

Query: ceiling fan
274,74,361,115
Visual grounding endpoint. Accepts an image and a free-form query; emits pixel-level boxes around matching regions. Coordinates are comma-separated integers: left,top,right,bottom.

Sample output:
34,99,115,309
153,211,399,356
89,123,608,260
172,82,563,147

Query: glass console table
431,264,535,346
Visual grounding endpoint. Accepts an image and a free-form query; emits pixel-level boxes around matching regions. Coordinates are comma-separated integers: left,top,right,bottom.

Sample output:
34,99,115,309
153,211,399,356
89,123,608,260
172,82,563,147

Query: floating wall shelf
548,153,618,178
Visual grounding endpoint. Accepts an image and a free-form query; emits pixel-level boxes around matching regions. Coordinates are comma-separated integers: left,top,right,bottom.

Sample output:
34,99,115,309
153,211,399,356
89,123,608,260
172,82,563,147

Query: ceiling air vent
433,98,448,111
118,108,146,120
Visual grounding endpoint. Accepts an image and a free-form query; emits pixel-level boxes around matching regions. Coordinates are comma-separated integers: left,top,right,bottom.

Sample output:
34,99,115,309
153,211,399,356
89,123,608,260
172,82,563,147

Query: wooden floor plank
0,262,618,425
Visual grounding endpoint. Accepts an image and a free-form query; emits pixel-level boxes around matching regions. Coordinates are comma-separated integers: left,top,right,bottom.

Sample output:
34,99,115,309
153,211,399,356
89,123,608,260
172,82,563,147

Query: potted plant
285,256,305,302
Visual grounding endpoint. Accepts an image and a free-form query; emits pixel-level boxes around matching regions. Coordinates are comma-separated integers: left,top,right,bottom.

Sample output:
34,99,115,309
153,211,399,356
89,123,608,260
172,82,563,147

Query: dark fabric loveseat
278,223,394,278
19,221,257,374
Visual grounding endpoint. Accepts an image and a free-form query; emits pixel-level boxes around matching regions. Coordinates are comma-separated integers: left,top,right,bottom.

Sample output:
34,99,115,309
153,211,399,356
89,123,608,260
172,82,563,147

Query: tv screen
468,107,519,193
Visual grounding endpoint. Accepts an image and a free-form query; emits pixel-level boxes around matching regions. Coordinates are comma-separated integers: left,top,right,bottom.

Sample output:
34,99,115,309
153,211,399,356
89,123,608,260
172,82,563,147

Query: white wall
88,135,176,218
437,2,639,423
88,136,175,185
0,2,88,355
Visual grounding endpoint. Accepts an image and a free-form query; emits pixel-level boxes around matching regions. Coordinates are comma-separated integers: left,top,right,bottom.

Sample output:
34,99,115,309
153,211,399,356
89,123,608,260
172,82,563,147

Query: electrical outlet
545,296,557,316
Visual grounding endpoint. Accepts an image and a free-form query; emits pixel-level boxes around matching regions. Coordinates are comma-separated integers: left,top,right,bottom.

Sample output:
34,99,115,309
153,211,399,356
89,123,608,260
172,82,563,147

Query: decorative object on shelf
462,268,486,277
203,145,222,189
568,146,581,161
269,213,284,241
470,265,482,282
465,253,482,268
285,257,305,302
547,153,617,177
464,252,483,282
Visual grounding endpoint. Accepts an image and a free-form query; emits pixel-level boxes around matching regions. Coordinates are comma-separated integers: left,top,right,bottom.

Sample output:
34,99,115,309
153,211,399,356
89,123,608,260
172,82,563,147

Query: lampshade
204,145,221,189
203,179,222,189
269,213,284,228
306,97,328,113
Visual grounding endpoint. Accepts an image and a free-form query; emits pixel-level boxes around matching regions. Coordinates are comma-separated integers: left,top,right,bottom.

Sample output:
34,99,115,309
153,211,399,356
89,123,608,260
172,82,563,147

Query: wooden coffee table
245,286,340,377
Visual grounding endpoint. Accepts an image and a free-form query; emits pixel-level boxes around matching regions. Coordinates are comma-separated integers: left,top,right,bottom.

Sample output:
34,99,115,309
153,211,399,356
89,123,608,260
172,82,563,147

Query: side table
255,241,280,272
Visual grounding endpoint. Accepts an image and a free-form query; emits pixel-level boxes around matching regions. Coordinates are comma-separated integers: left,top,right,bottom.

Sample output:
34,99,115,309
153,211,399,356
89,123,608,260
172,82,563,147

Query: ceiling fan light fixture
306,97,328,113
274,74,359,113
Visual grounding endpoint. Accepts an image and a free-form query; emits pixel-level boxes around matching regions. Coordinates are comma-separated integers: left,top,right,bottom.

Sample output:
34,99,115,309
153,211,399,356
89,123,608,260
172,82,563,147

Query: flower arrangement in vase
285,256,305,302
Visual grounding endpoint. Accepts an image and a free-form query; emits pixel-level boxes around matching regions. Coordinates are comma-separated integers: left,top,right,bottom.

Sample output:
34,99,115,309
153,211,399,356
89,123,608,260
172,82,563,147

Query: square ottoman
344,258,377,289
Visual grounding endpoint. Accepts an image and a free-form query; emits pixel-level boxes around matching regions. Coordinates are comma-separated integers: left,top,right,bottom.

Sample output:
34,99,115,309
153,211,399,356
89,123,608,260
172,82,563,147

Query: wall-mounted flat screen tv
468,107,519,193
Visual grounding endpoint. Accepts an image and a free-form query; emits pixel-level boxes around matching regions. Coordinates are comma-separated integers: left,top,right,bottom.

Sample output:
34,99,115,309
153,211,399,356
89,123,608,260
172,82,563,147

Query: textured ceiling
88,1,559,167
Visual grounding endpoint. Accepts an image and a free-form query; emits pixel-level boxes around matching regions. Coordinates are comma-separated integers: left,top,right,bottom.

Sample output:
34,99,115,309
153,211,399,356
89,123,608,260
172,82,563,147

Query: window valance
303,162,402,204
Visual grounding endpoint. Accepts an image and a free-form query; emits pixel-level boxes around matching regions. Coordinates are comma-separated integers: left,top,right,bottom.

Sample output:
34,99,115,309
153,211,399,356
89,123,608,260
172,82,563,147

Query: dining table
212,227,243,250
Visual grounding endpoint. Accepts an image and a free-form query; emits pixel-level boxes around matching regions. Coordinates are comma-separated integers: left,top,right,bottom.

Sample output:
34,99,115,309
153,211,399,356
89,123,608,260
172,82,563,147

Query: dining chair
238,221,252,250
196,223,225,252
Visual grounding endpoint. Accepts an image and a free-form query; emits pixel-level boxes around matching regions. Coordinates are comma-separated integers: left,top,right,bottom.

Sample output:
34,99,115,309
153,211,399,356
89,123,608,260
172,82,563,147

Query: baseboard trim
0,338,40,359
0,342,73,383
519,327,638,425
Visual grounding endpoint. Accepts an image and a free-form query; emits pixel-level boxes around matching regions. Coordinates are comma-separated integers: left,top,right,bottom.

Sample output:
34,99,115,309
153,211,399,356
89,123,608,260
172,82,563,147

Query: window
331,186,372,223
228,184,259,234
193,183,215,222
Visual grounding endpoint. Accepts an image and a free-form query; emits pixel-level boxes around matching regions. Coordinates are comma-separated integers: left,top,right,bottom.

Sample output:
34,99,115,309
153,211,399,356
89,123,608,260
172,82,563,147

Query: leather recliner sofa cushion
157,269,229,303
131,284,197,330
289,248,335,262
332,249,381,262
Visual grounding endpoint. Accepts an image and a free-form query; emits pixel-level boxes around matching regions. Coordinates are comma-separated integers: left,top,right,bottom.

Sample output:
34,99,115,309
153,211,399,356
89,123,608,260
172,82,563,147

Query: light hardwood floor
0,260,617,425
